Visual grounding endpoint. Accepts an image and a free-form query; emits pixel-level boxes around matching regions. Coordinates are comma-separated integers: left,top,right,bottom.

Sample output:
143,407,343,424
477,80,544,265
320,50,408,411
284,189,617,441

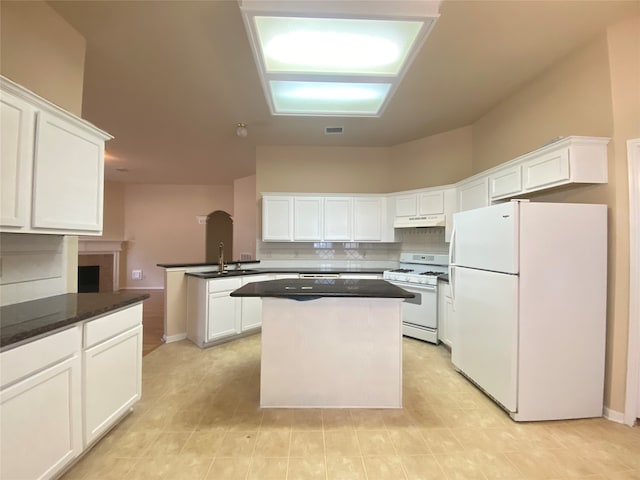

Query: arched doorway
206,210,233,264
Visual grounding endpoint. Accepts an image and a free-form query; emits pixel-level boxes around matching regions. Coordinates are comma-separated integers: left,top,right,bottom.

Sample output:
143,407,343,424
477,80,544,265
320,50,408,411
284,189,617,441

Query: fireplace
78,265,100,292
77,239,125,292
78,254,114,292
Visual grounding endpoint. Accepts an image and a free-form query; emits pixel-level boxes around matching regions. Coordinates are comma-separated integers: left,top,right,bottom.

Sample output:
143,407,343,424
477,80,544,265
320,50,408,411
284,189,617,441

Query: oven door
388,281,438,329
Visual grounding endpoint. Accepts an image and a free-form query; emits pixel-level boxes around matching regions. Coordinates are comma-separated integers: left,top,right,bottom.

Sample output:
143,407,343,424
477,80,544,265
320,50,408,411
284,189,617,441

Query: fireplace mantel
78,238,126,254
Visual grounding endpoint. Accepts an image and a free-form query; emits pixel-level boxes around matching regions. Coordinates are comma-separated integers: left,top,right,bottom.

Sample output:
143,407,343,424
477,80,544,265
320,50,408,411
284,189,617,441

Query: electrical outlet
131,269,142,280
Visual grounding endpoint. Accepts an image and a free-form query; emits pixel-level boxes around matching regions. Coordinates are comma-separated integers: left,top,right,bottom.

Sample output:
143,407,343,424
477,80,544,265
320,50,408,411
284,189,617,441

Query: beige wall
102,181,126,240
388,126,473,191
472,34,614,174
233,175,257,260
470,19,640,413
256,146,392,194
0,0,85,116
122,184,233,289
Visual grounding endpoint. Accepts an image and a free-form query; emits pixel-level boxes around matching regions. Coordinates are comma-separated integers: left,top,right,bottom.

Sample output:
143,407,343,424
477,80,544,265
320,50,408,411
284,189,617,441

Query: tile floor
61,335,640,480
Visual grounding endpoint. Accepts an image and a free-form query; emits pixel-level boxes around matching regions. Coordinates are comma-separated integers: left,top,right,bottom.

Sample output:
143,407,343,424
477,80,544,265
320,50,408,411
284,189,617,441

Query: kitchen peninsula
231,278,413,408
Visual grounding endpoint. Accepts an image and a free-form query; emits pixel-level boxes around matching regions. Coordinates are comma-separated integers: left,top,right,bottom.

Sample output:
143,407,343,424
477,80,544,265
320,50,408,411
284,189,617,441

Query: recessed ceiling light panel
270,80,391,116
239,1,441,117
255,16,423,76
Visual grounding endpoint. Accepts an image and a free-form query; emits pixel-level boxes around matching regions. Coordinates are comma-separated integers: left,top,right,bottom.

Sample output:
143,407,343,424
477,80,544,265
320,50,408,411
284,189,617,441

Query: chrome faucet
218,242,225,273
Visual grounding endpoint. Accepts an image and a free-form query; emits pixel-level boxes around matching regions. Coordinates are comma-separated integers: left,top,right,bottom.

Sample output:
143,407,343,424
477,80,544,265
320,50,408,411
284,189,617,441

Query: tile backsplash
0,233,68,306
257,227,449,268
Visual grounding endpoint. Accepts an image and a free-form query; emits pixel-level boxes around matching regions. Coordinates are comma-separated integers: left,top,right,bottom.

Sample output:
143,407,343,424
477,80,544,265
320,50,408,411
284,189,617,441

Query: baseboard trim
604,407,625,423
122,286,164,290
163,333,187,343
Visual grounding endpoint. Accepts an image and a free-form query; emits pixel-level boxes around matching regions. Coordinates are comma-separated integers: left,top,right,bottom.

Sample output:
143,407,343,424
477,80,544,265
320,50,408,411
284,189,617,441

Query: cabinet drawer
208,277,242,293
489,165,522,199
84,303,143,348
1,325,81,388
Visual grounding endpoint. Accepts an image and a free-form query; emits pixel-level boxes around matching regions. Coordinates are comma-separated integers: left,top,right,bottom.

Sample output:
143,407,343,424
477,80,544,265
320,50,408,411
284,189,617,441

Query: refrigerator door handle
448,224,456,268
448,226,456,306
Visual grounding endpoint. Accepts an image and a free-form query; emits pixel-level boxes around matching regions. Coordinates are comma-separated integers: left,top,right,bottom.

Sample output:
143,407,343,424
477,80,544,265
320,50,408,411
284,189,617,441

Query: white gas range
383,253,449,344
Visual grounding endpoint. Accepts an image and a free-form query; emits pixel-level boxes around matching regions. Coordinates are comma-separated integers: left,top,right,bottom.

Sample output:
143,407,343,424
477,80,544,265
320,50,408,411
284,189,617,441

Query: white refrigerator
449,200,607,421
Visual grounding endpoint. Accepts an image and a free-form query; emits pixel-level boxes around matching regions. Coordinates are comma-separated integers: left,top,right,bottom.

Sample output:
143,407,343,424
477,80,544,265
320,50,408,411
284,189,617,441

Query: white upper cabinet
418,190,444,215
262,194,388,242
489,164,523,200
32,112,105,232
0,76,112,235
293,197,323,241
323,197,352,241
353,197,383,241
486,136,609,202
0,90,34,228
394,194,417,217
456,177,489,213
262,196,293,241
521,137,608,192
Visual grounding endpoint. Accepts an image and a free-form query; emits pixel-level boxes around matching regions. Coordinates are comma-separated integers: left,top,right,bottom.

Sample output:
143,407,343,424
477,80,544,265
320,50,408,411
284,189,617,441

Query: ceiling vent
325,126,344,135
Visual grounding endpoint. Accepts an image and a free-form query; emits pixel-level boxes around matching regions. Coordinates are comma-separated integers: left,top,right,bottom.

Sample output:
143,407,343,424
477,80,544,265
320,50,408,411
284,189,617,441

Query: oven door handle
389,282,436,291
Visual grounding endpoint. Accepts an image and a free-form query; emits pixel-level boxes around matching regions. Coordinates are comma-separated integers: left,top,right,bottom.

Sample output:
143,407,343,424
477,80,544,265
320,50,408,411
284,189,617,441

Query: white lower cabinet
0,326,83,480
209,290,241,341
83,304,143,447
437,281,454,348
0,302,144,480
187,277,242,347
241,274,273,332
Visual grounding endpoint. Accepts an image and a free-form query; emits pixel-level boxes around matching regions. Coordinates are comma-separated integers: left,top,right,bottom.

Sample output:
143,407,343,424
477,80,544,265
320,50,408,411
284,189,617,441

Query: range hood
394,214,445,228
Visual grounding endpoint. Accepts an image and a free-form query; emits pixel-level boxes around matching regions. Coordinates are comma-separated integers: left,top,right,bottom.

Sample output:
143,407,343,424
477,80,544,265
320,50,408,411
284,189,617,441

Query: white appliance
449,200,607,421
383,253,448,344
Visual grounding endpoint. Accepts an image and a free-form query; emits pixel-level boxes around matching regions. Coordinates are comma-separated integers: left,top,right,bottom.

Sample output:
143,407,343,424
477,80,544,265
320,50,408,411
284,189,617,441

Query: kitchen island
231,278,412,408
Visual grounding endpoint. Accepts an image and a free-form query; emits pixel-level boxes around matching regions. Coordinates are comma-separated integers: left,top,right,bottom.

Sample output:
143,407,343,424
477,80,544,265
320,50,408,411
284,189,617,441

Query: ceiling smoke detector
325,126,344,135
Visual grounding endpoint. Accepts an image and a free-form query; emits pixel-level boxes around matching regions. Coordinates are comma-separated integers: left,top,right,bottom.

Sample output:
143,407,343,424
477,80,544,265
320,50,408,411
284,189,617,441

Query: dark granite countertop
438,274,449,282
187,267,386,279
157,260,260,268
230,279,414,299
0,292,150,350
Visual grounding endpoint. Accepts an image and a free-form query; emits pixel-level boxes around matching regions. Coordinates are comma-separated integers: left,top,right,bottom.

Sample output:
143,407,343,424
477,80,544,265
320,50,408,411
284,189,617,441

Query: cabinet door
324,197,352,241
0,91,35,228
293,197,323,241
1,355,82,480
523,148,570,190
241,274,272,331
32,111,104,233
353,197,382,241
437,282,453,348
457,178,489,213
418,191,444,215
262,196,293,241
489,165,522,200
444,295,454,348
395,194,417,217
208,291,240,341
83,325,142,447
